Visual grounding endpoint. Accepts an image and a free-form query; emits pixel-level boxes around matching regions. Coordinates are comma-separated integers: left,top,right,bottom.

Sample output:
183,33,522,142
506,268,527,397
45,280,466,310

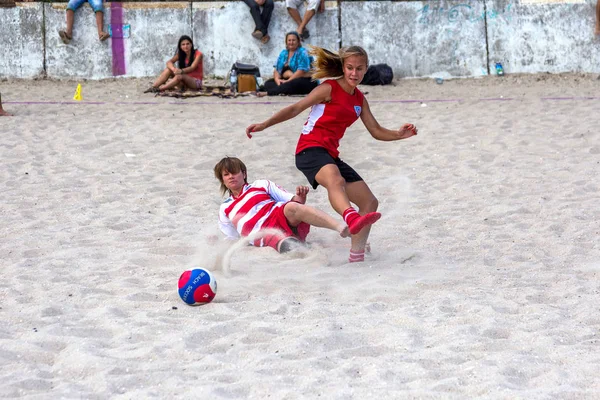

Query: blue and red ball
178,268,217,305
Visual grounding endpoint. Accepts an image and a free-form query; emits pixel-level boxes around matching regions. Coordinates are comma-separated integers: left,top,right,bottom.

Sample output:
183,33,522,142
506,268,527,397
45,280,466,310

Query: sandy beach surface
1,74,599,398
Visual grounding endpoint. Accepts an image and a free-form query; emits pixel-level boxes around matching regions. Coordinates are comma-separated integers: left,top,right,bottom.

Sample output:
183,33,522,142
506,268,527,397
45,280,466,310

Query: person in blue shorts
59,0,110,44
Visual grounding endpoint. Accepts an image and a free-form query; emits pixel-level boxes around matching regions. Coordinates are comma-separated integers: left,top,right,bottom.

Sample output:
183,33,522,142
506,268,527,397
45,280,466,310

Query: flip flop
99,32,110,41
59,30,72,44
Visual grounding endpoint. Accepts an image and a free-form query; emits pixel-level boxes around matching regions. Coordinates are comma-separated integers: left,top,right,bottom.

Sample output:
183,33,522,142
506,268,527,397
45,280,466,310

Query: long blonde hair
310,46,369,80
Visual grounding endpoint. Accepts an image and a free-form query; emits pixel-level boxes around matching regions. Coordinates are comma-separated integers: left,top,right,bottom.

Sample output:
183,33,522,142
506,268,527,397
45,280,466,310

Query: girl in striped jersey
215,157,349,253
246,46,418,262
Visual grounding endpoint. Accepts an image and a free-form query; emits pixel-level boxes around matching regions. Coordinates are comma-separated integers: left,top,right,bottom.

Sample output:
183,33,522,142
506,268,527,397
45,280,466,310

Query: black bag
228,62,262,92
362,63,393,85
231,62,261,77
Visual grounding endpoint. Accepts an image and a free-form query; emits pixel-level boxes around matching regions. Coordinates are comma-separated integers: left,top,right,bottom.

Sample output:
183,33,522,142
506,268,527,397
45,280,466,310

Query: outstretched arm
246,82,332,138
360,97,418,141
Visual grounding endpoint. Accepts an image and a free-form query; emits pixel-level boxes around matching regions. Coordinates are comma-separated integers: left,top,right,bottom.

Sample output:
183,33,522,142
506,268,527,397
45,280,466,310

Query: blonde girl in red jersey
246,46,417,263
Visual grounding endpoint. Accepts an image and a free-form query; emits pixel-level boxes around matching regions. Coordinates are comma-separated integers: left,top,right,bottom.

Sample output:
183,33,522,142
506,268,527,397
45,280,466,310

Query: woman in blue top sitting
257,32,318,97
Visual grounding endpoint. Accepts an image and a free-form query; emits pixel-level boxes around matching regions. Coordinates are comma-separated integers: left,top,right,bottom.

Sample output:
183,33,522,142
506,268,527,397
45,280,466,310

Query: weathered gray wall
486,0,600,74
1,0,599,80
44,3,112,78
0,2,45,78
193,1,339,77
44,2,192,79
341,1,488,78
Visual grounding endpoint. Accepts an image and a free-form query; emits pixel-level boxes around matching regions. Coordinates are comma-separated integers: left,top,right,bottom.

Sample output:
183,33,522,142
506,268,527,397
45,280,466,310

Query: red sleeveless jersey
295,79,365,159
186,50,203,81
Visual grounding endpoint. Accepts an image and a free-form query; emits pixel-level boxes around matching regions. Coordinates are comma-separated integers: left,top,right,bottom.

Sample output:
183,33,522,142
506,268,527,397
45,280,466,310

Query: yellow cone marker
73,84,82,101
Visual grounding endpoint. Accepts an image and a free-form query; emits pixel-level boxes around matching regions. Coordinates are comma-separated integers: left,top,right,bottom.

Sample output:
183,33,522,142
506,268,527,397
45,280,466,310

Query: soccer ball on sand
178,268,217,305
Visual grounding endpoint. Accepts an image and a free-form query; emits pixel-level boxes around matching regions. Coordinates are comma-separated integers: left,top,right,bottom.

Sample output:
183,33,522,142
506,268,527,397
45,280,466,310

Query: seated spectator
257,32,318,97
0,93,12,117
144,35,203,93
243,0,274,44
58,0,109,44
286,0,324,40
214,156,349,253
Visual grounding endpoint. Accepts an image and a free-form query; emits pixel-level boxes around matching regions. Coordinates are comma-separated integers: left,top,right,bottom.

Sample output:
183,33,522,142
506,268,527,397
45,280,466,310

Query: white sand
1,74,599,397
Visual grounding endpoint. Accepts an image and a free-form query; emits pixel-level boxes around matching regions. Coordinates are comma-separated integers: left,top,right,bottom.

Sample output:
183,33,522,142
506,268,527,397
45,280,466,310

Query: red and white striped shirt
218,180,293,245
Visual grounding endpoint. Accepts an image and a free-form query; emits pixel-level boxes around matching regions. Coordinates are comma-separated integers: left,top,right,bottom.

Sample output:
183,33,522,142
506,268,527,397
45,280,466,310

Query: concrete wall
341,1,488,78
1,0,599,80
486,0,600,74
44,2,192,78
193,1,339,77
0,2,45,78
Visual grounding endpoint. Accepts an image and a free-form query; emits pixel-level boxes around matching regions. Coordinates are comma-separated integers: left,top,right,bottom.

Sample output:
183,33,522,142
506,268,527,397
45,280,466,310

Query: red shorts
253,202,310,250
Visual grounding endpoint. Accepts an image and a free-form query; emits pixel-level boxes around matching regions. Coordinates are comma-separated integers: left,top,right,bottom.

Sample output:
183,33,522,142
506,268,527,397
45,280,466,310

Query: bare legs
96,11,109,41
60,9,108,43
158,74,199,91
297,9,316,37
284,202,349,238
152,68,174,89
345,181,378,253
65,9,74,38
147,70,200,92
287,7,316,37
287,8,303,31
314,165,379,253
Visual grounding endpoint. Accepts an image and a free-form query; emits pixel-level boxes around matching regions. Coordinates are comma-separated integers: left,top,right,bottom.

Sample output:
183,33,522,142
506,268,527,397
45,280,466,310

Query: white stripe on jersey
234,198,275,234
245,203,284,236
229,190,268,217
219,180,294,245
301,103,325,135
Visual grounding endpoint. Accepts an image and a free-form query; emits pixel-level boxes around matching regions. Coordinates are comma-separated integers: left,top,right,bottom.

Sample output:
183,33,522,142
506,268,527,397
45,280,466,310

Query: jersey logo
354,106,362,117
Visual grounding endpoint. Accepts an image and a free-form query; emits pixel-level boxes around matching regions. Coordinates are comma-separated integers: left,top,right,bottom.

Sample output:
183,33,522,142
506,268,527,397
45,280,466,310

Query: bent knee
328,175,346,189
285,201,301,215
360,196,378,213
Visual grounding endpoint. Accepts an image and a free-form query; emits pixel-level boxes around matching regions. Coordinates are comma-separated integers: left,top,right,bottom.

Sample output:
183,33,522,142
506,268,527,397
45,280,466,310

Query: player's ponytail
310,46,369,80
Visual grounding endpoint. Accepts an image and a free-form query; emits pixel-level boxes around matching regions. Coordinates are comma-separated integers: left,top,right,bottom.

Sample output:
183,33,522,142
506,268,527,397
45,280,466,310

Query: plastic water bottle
230,69,237,92
495,62,504,76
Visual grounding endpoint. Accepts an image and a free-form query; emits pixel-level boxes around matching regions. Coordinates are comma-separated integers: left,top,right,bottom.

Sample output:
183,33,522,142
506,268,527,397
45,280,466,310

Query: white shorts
286,0,320,11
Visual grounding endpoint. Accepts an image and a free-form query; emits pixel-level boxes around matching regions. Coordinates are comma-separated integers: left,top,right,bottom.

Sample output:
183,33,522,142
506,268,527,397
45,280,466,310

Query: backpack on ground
229,62,262,92
362,63,394,85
